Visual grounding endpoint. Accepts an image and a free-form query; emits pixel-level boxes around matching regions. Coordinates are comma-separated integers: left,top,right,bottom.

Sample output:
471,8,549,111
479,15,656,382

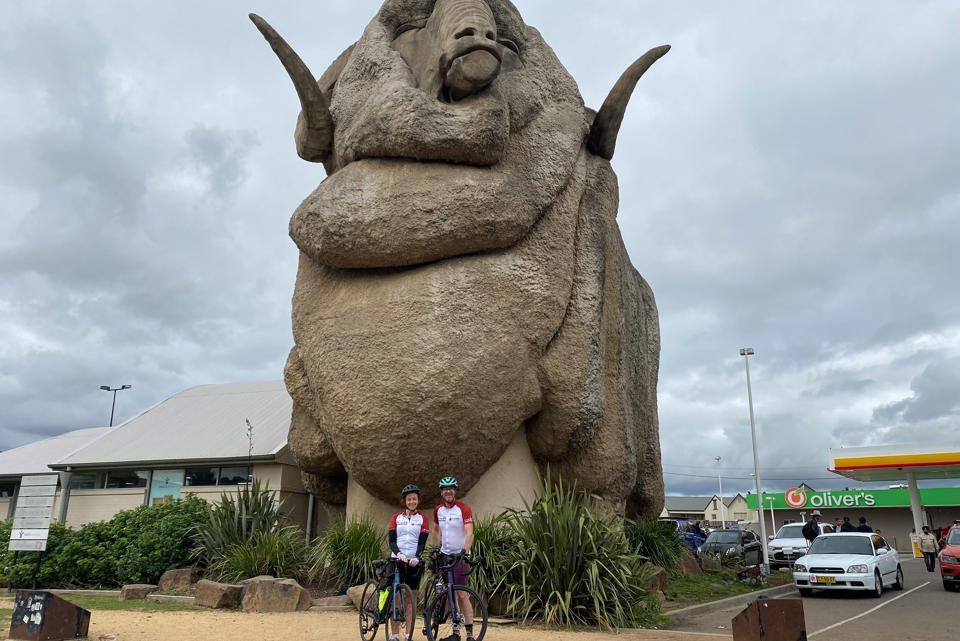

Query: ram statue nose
437,0,502,100
445,32,501,100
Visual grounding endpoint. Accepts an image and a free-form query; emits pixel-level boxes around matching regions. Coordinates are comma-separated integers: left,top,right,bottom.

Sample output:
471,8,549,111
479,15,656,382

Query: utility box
732,597,805,641
9,591,91,641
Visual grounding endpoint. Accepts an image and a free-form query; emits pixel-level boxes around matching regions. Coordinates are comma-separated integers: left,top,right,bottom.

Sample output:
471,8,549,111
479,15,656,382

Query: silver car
768,522,832,570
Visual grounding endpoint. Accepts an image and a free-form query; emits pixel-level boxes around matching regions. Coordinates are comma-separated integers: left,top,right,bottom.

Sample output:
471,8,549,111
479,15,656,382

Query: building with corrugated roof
1,381,325,535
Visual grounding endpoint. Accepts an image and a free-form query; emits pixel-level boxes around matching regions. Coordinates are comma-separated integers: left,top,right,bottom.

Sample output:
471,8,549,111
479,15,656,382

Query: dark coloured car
698,529,762,563
658,518,706,555
939,524,960,591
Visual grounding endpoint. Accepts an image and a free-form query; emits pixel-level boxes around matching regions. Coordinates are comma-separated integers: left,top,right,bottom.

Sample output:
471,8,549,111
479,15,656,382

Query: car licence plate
811,575,836,584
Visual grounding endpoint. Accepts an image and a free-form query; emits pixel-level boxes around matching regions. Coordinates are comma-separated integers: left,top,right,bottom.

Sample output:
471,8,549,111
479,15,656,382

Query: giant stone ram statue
252,0,667,518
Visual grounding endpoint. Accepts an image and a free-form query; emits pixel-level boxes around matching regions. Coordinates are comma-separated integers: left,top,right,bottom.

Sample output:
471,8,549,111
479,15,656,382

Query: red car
940,524,960,591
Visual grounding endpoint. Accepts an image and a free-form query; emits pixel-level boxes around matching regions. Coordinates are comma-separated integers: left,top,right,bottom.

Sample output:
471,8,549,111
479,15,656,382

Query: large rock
346,584,368,611
194,579,243,609
680,554,703,577
254,0,666,515
158,567,201,593
241,577,312,613
120,584,157,600
700,555,723,572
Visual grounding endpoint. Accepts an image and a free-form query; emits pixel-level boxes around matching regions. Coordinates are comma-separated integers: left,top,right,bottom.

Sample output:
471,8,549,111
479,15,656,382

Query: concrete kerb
663,582,797,623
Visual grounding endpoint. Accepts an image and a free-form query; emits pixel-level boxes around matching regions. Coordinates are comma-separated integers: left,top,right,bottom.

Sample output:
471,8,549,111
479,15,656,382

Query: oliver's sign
746,486,960,510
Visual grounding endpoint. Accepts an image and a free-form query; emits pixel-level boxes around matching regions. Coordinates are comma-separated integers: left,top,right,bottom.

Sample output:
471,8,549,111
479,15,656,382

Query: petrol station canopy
829,444,960,482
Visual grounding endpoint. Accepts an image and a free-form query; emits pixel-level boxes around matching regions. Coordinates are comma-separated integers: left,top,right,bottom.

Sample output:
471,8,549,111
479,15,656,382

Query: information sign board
7,475,59,553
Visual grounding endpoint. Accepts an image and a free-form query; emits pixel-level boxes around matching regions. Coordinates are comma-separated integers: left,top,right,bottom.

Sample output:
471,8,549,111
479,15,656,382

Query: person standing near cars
840,516,855,532
919,525,939,572
803,510,822,543
855,516,872,533
834,517,844,532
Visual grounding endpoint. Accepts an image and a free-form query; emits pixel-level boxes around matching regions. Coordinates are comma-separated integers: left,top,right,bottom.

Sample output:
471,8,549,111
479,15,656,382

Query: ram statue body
252,0,667,516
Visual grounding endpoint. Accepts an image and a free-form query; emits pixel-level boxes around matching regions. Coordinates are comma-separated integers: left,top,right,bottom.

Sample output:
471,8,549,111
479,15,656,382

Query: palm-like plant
498,470,658,629
190,478,286,571
307,513,385,588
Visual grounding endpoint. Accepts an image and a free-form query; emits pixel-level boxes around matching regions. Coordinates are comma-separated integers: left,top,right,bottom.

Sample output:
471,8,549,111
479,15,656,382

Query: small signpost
7,474,59,587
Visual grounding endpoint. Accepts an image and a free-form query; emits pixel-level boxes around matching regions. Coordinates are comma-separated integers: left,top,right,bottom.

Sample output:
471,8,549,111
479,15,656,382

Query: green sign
746,486,960,510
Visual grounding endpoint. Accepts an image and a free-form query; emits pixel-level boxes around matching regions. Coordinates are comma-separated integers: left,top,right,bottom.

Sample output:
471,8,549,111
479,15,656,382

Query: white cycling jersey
389,510,429,558
434,500,473,554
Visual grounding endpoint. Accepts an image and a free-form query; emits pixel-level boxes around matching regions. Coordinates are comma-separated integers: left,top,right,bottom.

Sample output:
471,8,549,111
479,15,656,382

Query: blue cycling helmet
438,475,459,489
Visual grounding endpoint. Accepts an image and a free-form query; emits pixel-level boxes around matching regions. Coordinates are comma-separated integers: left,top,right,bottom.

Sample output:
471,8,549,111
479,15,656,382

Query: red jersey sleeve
388,512,399,531
458,501,473,524
420,514,431,533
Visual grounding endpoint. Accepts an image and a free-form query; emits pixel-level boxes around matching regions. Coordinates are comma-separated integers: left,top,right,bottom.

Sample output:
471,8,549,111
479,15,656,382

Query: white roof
0,427,113,478
54,381,293,469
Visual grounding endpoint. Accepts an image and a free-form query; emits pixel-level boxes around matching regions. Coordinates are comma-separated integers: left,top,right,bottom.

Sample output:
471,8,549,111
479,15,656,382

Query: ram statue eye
498,38,520,55
394,20,426,37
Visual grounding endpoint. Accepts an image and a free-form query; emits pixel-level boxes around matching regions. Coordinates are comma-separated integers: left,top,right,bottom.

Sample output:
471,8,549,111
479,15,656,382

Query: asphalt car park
667,557,956,640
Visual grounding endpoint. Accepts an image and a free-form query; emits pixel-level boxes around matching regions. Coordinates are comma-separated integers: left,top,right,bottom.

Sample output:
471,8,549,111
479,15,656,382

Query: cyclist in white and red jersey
432,476,475,641
388,484,429,641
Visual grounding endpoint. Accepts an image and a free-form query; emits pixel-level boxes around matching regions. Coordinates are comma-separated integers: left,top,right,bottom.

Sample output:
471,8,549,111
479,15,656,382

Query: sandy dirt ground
5,608,732,641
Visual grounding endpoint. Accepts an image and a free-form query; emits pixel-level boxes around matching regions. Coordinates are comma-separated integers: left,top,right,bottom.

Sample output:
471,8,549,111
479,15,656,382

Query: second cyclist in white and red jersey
432,475,475,641
387,484,429,641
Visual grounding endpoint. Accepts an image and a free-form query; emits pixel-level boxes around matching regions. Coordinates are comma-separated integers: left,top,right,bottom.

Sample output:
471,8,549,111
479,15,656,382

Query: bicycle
422,552,488,641
359,558,417,641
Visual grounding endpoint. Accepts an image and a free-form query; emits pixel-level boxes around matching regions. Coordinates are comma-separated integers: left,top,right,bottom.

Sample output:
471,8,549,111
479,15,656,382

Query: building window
69,472,102,489
105,470,149,488
184,468,218,486
0,482,16,497
219,466,251,485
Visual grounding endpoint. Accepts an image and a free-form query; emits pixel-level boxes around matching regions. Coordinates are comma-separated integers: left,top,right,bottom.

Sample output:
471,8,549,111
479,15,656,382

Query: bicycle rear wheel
424,586,487,641
358,581,382,641
394,584,416,639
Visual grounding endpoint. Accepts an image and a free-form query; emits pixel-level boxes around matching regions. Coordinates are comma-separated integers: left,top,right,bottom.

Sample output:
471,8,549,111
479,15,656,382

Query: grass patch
664,570,793,610
58,594,202,612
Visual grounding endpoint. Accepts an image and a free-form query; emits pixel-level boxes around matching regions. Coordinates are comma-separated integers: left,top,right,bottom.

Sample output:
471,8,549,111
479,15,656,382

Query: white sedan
793,532,903,598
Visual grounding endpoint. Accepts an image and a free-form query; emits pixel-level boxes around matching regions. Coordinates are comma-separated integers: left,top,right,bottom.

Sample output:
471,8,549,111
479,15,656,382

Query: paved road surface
668,556,953,640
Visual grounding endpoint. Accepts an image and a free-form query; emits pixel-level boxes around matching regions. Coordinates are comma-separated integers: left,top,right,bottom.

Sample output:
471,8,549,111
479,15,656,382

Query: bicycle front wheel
394,583,416,639
424,585,488,641
358,581,381,641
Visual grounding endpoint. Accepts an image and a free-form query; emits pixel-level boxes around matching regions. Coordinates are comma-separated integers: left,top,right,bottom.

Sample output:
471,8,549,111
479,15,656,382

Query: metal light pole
739,347,769,568
715,456,726,527
766,495,777,537
100,384,131,427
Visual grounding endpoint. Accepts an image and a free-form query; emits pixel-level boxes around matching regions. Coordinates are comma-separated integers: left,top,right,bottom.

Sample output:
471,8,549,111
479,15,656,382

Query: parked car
793,532,903,598
939,523,960,591
768,522,831,570
698,529,762,563
658,518,706,555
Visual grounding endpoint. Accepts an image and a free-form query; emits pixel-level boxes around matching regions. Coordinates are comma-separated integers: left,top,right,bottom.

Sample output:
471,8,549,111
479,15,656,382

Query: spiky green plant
624,516,687,574
308,513,385,587
469,512,516,602
498,470,658,629
210,524,310,582
190,479,286,570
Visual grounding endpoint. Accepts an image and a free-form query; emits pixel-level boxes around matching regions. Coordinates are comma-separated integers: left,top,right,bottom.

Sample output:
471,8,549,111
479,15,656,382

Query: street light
715,456,726,527
739,347,769,569
100,384,131,427
765,495,776,538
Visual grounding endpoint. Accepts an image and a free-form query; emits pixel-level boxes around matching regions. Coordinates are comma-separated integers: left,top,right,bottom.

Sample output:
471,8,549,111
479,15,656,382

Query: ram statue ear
587,45,670,161
250,13,334,163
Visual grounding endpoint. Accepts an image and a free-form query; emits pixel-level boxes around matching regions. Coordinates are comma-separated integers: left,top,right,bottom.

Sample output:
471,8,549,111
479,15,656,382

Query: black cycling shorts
398,561,424,590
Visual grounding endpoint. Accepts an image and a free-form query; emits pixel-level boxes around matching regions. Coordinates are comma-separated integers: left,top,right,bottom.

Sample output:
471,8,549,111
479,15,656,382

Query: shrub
497,471,659,629
624,516,687,574
470,512,515,601
190,478,285,571
212,524,310,583
308,513,385,588
0,495,209,588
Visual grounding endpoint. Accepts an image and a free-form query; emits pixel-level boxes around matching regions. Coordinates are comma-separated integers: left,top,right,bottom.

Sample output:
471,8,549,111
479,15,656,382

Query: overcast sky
2,1,958,497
